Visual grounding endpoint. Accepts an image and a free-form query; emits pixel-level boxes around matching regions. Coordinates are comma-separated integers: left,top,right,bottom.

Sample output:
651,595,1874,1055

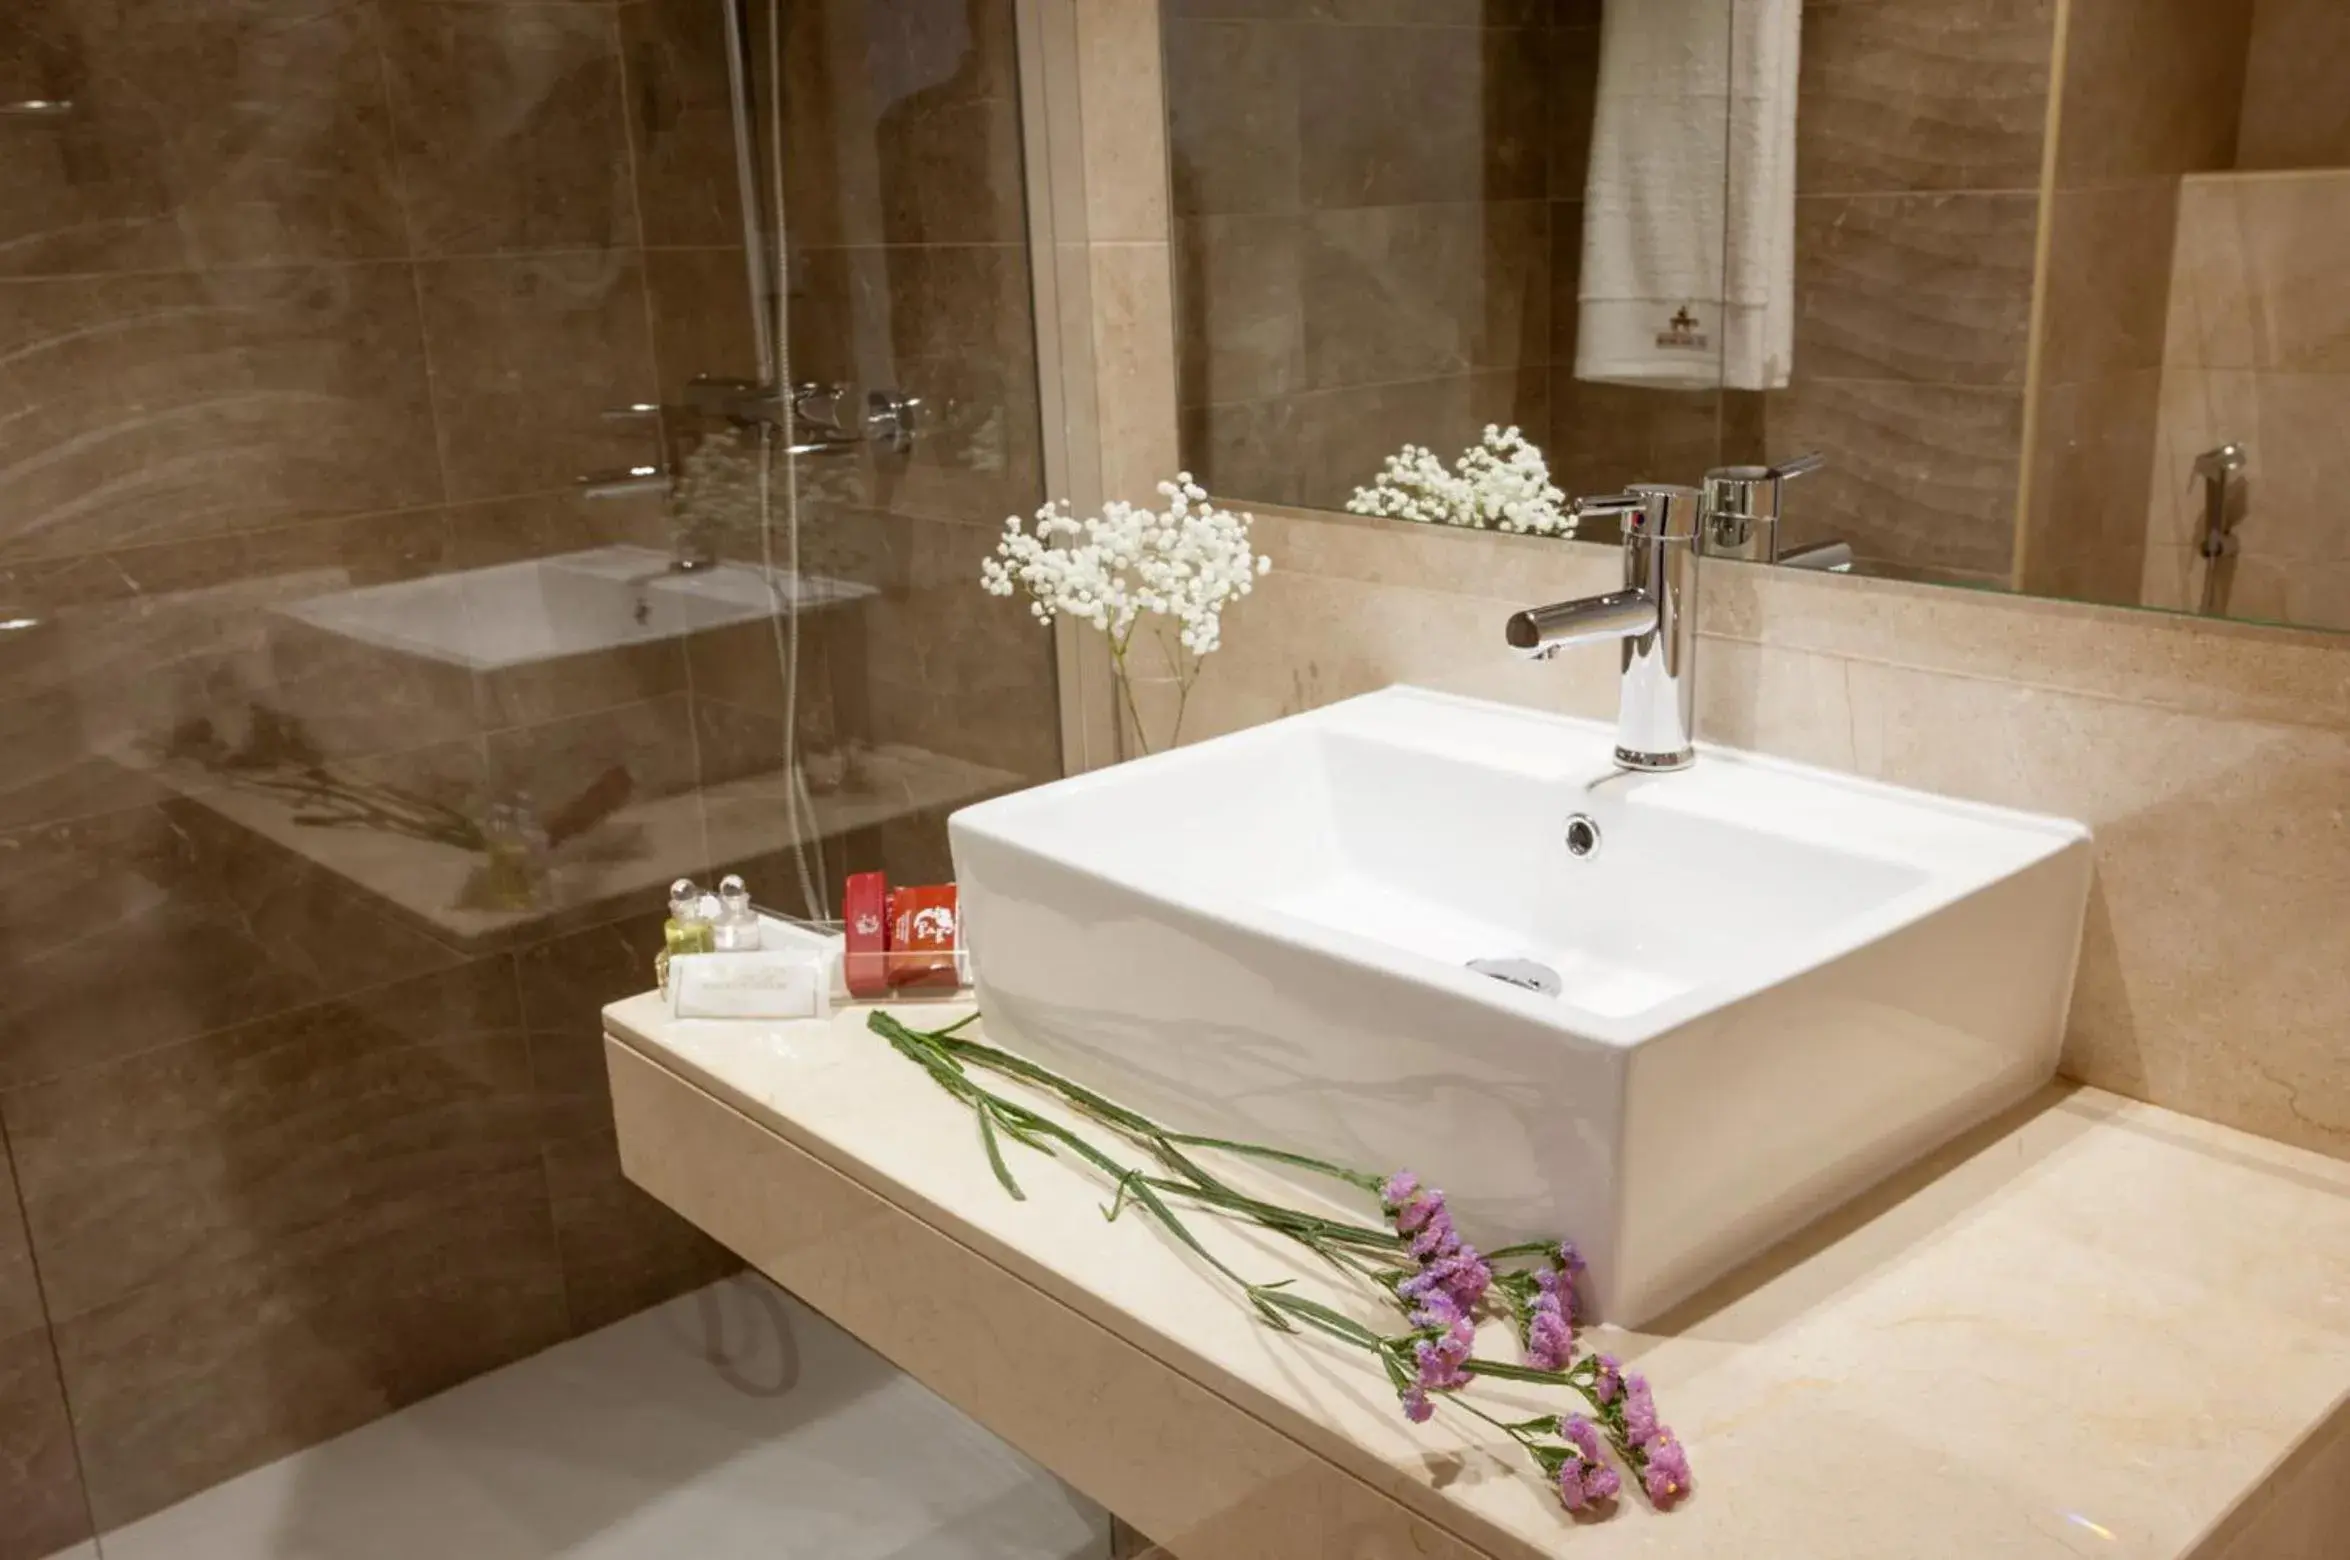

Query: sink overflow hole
1467,958,1563,997
1563,814,1602,858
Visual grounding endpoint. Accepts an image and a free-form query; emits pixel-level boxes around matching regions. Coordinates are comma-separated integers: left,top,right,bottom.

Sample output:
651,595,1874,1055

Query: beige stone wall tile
1698,563,2350,733
1832,659,2350,1159
1089,241,1182,503
1077,0,1173,242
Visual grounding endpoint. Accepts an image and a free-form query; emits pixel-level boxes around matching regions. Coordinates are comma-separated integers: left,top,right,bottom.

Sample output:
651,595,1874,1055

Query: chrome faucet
1507,485,1703,772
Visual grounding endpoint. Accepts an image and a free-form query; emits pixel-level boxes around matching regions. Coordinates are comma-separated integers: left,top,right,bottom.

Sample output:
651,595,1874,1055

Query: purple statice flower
1521,1243,1581,1370
1553,1416,1620,1511
1562,1415,1605,1463
1524,1297,1574,1371
1591,1353,1624,1405
1622,1374,1660,1445
1382,1171,1421,1207
1640,1431,1693,1507
1399,1386,1434,1423
1413,1335,1473,1392
1402,1246,1491,1314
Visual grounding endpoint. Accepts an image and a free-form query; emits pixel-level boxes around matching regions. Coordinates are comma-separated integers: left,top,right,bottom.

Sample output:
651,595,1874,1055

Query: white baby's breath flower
1346,425,1574,537
979,475,1271,753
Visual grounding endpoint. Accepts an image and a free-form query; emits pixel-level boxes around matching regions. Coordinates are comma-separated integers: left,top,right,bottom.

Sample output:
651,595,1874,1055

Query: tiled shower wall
2141,170,2350,631
1761,0,2054,584
2015,0,2251,605
0,0,1052,1547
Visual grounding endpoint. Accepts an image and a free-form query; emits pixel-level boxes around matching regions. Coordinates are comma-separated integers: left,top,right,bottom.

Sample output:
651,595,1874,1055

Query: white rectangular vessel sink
951,687,2092,1325
280,546,873,671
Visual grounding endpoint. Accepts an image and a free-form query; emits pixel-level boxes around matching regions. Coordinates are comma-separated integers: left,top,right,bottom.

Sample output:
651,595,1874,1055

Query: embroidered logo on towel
1654,306,1710,352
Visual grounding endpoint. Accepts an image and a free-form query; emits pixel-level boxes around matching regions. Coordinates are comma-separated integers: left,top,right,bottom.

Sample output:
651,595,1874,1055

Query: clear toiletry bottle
657,877,716,991
711,875,761,952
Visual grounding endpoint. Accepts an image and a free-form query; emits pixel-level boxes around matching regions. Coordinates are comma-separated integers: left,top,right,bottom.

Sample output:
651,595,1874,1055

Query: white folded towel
1575,0,1802,392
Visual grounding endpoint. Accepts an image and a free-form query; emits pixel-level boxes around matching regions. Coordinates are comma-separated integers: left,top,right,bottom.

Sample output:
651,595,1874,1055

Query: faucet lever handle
1767,450,1825,483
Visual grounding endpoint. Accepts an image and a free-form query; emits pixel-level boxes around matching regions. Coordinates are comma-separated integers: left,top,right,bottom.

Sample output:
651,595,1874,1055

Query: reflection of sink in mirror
953,687,2093,1325
279,545,874,670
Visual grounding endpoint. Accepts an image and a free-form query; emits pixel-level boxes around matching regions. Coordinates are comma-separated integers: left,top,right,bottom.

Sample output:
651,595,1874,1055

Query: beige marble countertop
605,994,2350,1560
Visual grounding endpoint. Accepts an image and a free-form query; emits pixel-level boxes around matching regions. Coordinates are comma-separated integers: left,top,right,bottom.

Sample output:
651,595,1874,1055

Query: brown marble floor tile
1793,192,2038,387
381,0,637,256
414,251,660,503
0,266,442,561
0,1325,89,1560
1797,0,2054,196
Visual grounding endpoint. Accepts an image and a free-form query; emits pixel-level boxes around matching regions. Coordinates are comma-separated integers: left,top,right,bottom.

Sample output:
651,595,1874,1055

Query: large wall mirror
1162,0,2348,636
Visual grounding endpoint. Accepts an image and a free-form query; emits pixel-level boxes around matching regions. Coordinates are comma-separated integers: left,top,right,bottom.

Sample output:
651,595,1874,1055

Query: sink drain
1467,957,1562,996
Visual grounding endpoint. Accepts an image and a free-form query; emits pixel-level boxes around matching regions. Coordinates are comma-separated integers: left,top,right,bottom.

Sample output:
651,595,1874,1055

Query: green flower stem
868,1009,1655,1509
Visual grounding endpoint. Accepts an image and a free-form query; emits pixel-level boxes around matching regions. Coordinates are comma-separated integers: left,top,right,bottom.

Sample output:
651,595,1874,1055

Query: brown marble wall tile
618,0,747,249
0,1148,40,1341
1548,18,1600,202
0,266,442,560
5,958,528,1320
0,0,406,277
0,800,468,1090
645,246,759,403
2021,371,2163,604
1297,24,1547,209
789,242,1045,524
1760,379,2024,578
1164,20,1301,217
0,1324,89,1560
382,1,637,256
2237,0,2350,171
516,916,737,1335
50,1168,567,1529
777,0,1027,249
415,251,660,503
1175,213,1306,407
1183,397,1307,506
1548,379,1731,499
2037,181,2182,385
860,514,1064,781
2054,0,2250,186
1300,200,1549,389
1797,0,2055,196
4,956,568,1526
1792,192,2038,386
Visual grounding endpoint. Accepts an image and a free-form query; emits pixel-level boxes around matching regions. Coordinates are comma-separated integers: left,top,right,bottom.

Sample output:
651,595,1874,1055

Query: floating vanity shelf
605,996,2350,1560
